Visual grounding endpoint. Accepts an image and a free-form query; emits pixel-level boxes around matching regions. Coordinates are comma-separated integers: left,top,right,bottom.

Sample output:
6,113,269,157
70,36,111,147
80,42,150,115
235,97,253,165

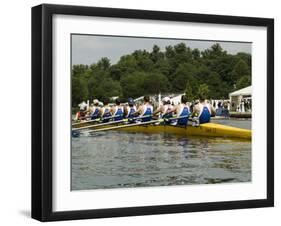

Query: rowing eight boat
73,121,251,140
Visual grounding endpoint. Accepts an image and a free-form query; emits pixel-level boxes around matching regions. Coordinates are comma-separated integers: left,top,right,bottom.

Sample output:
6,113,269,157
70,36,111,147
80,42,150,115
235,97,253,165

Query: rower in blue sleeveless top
192,94,216,124
100,98,112,123
125,98,137,123
125,98,136,118
164,95,190,126
140,96,153,122
162,97,173,121
111,98,124,121
176,95,190,125
198,104,211,123
133,96,153,122
153,96,174,124
90,99,100,120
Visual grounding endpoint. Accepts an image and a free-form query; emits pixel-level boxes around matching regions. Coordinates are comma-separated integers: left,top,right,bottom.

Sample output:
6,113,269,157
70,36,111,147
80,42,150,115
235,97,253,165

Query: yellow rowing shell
114,123,251,140
73,121,251,140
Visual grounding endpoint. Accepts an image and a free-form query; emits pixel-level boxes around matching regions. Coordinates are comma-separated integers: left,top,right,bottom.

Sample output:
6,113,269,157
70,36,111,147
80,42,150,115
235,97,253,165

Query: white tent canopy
229,86,252,97
229,85,252,112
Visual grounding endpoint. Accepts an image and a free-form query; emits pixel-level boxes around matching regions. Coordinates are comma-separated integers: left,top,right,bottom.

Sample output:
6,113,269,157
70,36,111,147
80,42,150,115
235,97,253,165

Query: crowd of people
215,100,230,117
75,94,216,126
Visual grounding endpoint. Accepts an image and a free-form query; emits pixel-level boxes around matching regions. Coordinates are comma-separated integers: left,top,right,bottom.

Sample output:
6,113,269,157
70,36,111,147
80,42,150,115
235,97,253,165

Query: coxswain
99,98,112,122
166,95,190,126
90,99,100,120
74,105,88,121
111,98,124,121
192,94,216,124
133,96,153,122
153,97,174,122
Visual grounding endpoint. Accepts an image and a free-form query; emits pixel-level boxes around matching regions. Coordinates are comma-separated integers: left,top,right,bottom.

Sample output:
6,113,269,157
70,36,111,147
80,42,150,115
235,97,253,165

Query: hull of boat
73,121,251,140
115,123,251,140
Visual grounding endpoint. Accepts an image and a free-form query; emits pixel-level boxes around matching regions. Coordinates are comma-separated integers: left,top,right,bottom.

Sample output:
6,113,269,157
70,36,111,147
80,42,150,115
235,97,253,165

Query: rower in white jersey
133,96,153,122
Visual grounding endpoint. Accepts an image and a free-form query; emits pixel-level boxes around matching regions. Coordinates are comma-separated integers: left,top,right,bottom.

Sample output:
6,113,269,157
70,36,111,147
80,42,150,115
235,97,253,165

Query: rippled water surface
71,119,251,190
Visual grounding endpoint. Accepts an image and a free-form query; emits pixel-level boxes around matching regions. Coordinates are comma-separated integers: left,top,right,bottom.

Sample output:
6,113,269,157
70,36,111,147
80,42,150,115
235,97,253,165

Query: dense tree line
72,43,251,107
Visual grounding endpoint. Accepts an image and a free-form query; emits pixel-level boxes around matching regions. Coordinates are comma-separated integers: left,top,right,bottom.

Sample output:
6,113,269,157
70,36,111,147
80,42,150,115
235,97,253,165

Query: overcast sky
71,34,251,65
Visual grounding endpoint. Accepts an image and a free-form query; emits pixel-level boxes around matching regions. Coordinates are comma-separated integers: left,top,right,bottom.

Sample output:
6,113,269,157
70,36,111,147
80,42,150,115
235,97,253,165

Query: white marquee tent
229,86,252,112
229,86,252,97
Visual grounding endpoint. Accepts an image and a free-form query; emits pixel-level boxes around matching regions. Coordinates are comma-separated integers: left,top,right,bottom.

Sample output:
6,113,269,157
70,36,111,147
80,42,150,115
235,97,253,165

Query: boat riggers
72,115,152,131
72,114,123,126
87,119,165,133
164,115,196,124
80,116,190,133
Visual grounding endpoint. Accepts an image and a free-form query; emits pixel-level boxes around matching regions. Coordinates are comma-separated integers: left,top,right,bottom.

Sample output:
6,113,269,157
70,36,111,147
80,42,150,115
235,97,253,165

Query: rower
100,98,112,122
111,98,124,121
90,99,100,120
74,106,88,121
154,97,174,123
124,98,137,122
133,96,153,122
192,94,216,124
166,95,190,126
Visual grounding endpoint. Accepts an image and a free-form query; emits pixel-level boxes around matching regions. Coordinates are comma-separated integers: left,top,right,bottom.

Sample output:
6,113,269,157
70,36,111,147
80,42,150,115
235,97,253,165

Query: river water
71,119,251,190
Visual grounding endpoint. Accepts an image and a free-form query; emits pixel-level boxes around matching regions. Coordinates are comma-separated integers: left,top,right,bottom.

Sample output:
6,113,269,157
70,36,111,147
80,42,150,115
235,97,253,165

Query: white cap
162,97,170,102
78,101,87,110
93,99,99,104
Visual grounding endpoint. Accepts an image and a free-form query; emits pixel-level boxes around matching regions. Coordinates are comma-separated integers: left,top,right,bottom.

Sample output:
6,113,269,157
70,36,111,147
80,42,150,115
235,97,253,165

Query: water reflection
72,120,251,190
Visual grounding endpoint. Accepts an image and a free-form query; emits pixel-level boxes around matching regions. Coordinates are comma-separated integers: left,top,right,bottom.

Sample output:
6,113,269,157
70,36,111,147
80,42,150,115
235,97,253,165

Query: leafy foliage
198,84,210,98
72,43,251,107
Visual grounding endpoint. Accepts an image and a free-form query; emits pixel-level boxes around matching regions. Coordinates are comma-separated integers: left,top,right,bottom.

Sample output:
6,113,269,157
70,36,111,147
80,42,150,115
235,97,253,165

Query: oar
87,119,164,133
72,115,151,131
88,116,189,133
72,115,119,126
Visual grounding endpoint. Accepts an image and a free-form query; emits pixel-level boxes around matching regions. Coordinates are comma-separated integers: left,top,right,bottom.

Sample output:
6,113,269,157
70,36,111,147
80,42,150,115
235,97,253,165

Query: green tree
72,64,88,77
89,77,121,100
197,84,210,98
236,75,251,89
132,50,154,71
117,55,138,75
192,48,200,61
153,59,170,76
142,72,169,94
97,57,111,70
71,41,252,106
185,83,195,101
120,72,146,98
201,43,226,59
165,45,175,58
231,59,250,81
72,76,88,106
171,63,197,92
150,45,164,63
109,64,123,80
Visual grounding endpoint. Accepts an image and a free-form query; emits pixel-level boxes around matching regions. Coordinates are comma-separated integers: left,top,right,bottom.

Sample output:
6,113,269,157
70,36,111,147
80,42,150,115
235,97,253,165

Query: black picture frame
32,4,274,222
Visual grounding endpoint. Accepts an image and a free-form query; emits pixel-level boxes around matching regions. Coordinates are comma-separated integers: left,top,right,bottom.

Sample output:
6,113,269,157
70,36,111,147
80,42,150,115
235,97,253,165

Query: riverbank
229,112,252,118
